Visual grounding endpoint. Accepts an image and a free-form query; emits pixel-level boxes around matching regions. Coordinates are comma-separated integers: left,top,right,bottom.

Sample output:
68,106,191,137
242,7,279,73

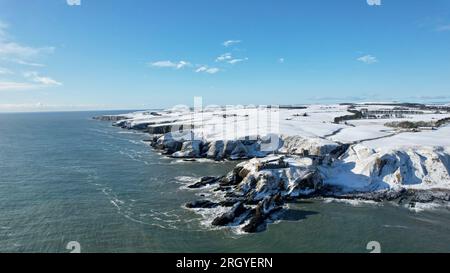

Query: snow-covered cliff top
99,103,450,193
109,104,450,147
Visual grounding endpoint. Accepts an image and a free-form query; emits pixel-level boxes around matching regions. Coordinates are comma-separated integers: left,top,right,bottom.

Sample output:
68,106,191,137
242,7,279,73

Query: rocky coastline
94,106,450,233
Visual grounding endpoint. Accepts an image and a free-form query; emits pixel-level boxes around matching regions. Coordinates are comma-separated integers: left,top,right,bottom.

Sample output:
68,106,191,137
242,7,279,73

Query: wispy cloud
14,59,45,67
0,67,13,75
309,95,370,102
0,21,58,91
216,53,232,62
366,0,381,6
24,71,62,86
149,40,245,75
227,57,248,64
0,102,117,112
66,0,81,6
0,42,54,59
195,66,220,74
357,54,378,64
0,20,8,37
223,40,241,47
278,58,285,63
216,53,247,64
0,81,40,91
436,24,450,32
0,72,62,91
0,21,55,59
149,60,191,69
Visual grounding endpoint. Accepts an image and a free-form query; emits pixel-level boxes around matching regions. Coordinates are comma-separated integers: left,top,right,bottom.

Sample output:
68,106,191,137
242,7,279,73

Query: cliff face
322,144,450,192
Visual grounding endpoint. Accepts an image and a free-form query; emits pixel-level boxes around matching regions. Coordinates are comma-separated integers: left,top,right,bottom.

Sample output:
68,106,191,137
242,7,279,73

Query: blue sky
0,0,450,112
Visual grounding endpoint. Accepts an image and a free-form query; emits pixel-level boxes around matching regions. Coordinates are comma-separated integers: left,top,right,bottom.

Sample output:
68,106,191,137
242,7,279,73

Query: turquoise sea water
0,111,449,253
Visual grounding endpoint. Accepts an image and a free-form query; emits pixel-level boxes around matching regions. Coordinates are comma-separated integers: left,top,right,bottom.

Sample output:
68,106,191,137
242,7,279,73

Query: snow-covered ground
99,103,450,192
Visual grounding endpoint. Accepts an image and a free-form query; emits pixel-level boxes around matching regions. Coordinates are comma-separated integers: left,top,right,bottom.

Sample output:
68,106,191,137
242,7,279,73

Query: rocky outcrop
185,156,323,233
322,144,450,192
93,115,130,122
187,176,223,189
242,194,283,233
172,140,203,158
185,200,219,209
206,140,225,160
146,132,276,161
278,136,339,157
185,146,450,233
211,202,248,226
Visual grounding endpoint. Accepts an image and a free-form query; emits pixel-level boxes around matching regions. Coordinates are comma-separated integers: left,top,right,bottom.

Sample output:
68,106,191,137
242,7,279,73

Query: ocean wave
383,224,409,229
322,198,381,207
174,176,199,184
405,202,450,213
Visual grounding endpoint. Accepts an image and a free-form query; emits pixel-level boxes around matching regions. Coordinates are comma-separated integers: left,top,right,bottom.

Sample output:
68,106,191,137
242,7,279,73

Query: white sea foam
174,176,199,183
322,198,380,206
383,224,409,229
406,202,449,213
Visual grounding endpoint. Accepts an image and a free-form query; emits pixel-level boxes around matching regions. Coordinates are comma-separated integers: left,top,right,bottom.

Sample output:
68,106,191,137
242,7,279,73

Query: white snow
104,103,450,192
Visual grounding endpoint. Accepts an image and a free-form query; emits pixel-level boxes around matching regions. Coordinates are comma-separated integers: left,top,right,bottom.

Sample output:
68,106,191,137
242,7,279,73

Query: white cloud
195,66,220,74
67,0,81,6
24,71,62,86
205,67,220,74
216,53,247,64
223,40,241,47
216,53,232,62
150,60,191,69
357,54,378,64
195,66,208,73
228,58,248,64
367,0,381,6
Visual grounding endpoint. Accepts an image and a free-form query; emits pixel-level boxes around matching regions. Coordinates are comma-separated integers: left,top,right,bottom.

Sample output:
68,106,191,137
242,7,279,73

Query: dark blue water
0,111,449,253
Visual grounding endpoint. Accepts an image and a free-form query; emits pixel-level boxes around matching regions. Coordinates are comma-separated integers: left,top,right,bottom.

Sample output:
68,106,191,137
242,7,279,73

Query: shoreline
94,103,450,233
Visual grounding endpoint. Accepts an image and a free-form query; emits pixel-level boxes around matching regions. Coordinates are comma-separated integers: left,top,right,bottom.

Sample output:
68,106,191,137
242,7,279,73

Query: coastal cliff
95,104,450,233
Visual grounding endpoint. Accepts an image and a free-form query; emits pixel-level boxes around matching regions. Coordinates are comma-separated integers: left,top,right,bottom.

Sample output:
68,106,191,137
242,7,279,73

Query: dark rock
171,140,203,158
242,194,284,233
260,157,289,170
185,200,219,209
230,141,249,159
241,205,266,233
296,171,323,191
206,140,225,161
93,115,129,122
130,123,153,130
223,140,238,156
329,144,351,159
219,198,244,207
148,125,173,134
188,176,222,189
211,202,248,226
